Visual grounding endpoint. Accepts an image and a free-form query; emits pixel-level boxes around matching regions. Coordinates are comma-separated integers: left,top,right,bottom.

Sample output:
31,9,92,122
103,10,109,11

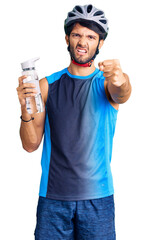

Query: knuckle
25,88,29,93
116,65,121,70
23,83,30,88
113,75,118,81
23,88,27,93
23,83,27,88
114,70,119,76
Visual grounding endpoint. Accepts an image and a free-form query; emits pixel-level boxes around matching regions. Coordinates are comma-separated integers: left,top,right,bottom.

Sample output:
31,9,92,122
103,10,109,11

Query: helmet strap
72,59,94,67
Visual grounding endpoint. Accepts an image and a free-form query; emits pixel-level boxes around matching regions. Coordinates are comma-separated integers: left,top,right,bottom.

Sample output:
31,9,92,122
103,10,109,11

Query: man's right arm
17,77,48,152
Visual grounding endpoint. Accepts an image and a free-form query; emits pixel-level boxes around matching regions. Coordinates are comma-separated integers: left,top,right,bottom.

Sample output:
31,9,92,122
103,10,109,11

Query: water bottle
21,57,44,114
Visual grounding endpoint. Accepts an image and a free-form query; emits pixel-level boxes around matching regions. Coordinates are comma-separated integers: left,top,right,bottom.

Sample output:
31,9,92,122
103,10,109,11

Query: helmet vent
68,13,76,17
94,11,104,16
75,6,83,14
65,5,109,38
100,19,107,24
87,5,93,13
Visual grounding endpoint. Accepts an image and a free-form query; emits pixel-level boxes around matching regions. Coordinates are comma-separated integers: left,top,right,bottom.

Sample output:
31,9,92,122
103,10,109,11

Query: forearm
107,73,132,104
20,108,39,152
17,77,47,152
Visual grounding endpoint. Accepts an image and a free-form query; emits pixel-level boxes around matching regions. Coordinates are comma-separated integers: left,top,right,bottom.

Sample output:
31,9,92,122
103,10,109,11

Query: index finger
103,59,120,67
18,76,27,86
102,60,114,66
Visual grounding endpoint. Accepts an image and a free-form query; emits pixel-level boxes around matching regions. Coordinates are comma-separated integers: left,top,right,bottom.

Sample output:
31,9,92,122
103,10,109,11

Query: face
66,23,103,64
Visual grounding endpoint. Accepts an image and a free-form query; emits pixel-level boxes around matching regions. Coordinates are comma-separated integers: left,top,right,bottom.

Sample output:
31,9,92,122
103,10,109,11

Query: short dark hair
64,20,107,40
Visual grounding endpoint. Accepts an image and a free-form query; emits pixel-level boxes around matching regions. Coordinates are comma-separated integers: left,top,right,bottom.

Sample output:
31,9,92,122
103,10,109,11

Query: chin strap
72,59,94,67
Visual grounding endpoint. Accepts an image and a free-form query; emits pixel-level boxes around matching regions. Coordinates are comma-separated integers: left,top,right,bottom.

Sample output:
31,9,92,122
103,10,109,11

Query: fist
98,59,126,87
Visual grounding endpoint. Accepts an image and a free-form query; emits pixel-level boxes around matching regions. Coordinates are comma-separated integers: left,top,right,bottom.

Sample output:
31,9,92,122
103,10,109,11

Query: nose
78,36,87,47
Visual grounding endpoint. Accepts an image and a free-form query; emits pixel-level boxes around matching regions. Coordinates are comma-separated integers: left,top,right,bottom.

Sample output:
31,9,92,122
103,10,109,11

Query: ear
65,35,69,46
99,39,104,50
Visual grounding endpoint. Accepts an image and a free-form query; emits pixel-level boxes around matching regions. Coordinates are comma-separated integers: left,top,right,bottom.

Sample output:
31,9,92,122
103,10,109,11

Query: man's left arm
99,59,132,104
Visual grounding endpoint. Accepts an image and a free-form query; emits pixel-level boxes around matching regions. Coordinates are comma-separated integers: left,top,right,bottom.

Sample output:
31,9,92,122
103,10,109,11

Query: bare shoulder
39,77,49,104
104,80,119,111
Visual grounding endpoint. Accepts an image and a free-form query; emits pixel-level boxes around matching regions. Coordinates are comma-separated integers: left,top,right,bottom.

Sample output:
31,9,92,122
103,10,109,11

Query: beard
68,42,99,64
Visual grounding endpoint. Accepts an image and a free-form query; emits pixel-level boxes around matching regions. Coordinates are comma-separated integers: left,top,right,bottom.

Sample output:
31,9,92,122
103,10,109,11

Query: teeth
78,49,86,53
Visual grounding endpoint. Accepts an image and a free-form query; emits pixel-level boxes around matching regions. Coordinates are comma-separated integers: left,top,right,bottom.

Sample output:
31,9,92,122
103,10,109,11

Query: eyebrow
71,32,97,39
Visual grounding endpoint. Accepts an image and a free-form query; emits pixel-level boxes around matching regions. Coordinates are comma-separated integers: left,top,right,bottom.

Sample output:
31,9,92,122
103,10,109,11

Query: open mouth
76,47,87,55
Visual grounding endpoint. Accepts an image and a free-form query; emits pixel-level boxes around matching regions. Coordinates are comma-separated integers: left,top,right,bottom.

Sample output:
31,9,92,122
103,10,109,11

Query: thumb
98,62,104,71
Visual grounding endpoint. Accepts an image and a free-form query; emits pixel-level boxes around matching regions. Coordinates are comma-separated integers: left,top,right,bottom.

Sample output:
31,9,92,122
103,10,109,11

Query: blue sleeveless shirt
39,68,118,201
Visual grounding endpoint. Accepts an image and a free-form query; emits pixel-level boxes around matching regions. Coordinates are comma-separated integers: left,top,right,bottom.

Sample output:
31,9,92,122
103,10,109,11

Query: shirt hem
39,189,114,201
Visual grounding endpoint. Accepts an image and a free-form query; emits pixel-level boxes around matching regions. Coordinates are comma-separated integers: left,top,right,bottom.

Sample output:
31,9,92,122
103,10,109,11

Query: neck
68,61,96,76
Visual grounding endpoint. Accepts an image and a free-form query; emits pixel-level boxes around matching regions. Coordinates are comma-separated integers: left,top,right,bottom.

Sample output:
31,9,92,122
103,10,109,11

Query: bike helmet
64,4,109,40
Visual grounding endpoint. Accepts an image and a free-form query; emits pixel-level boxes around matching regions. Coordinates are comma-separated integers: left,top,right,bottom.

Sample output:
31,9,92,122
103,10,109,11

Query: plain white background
0,0,148,239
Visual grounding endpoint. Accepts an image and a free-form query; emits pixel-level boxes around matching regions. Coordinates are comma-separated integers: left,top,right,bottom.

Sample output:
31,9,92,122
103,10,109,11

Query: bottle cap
21,57,40,70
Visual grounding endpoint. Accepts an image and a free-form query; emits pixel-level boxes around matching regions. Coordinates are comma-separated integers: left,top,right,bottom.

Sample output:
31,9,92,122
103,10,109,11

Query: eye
88,35,95,40
72,33,80,38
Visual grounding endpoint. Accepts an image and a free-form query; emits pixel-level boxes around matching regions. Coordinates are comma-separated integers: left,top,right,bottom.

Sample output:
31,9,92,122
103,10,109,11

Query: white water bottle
21,57,44,114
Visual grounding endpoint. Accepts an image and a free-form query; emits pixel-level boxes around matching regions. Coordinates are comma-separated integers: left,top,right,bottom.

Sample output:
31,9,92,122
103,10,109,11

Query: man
17,4,132,240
